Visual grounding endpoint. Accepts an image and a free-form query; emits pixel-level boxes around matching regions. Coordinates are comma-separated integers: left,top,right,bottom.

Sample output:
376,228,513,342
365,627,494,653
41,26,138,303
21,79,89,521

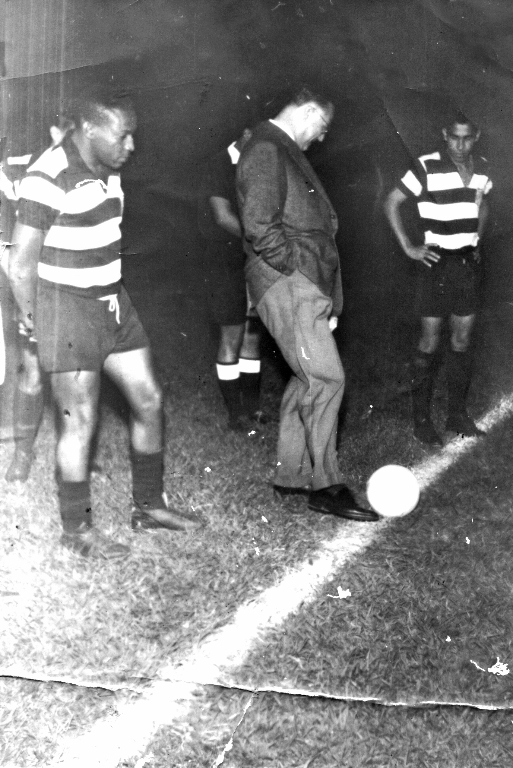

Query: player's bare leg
103,346,201,531
411,316,444,446
445,313,484,436
6,339,44,482
51,369,128,559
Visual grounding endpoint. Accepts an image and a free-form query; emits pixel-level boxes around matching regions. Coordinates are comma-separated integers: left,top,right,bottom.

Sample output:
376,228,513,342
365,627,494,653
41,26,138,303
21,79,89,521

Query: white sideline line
50,395,513,767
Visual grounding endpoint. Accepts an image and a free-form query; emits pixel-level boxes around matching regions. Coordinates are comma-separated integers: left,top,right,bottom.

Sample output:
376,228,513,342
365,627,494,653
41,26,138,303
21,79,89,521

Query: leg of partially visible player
6,337,44,482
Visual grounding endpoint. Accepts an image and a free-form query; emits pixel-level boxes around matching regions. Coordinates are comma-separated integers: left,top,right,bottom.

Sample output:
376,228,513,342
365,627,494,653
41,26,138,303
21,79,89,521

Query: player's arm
209,196,242,238
384,186,440,267
8,222,46,336
472,196,489,264
237,141,294,274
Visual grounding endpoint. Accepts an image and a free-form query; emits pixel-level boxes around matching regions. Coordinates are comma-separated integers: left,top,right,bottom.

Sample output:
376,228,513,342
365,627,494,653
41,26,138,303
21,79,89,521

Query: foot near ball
445,412,485,438
308,485,379,522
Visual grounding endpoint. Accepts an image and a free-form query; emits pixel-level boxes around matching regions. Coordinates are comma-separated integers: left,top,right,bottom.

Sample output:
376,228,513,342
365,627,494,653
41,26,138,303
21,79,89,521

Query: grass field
1,260,513,767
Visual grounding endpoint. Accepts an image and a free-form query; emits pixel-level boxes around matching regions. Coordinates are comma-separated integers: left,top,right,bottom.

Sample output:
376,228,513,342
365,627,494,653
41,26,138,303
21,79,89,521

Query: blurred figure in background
198,128,268,432
0,117,73,482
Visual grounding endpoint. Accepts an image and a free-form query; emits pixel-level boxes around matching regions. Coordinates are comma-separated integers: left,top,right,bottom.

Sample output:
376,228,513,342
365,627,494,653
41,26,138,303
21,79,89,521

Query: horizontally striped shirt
17,137,123,298
399,150,492,253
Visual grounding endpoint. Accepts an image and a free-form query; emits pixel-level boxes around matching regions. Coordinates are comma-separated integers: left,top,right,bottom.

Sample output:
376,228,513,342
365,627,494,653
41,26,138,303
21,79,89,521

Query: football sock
131,449,165,510
58,480,92,532
216,362,244,421
239,358,261,415
447,349,472,416
411,351,441,422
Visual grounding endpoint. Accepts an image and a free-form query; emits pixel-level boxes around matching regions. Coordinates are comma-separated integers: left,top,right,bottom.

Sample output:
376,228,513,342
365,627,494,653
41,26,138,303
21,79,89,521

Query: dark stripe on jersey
57,197,122,229
421,218,478,237
39,244,121,270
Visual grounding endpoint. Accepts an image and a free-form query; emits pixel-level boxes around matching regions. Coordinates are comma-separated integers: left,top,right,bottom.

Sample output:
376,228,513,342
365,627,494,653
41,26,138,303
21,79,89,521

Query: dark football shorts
36,282,149,372
415,251,481,317
203,241,247,326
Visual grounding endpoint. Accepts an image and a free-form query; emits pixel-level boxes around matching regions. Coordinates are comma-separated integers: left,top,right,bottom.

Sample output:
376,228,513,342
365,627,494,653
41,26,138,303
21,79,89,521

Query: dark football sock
58,480,92,532
411,351,441,422
216,363,243,421
131,449,164,510
239,358,261,415
447,349,473,416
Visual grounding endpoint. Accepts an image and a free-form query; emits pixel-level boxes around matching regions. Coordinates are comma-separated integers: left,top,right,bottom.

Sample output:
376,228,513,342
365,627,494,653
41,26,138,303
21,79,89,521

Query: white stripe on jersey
38,258,122,288
44,217,122,251
418,152,440,172
468,174,493,193
424,230,479,249
418,201,478,221
18,174,66,210
401,169,423,196
426,171,464,192
60,178,122,215
7,155,32,166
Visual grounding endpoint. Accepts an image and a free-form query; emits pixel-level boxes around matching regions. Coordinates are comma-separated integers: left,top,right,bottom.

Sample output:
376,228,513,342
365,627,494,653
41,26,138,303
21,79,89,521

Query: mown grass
1,265,513,766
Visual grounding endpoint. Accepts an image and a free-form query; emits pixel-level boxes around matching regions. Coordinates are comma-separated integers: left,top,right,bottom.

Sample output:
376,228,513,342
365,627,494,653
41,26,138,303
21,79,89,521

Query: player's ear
474,129,481,142
442,128,448,142
82,120,97,139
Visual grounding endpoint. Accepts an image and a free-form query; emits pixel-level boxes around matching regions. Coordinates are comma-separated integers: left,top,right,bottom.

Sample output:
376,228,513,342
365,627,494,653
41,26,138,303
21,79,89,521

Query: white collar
227,141,240,164
269,118,296,143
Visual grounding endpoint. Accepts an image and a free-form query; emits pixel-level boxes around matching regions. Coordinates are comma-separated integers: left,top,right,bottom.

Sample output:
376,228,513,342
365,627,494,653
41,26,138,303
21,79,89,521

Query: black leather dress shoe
308,485,379,522
273,484,310,501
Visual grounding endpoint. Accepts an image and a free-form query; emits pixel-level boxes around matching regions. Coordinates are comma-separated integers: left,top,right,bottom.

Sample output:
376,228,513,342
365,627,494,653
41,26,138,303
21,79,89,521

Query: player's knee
451,335,470,353
136,381,163,420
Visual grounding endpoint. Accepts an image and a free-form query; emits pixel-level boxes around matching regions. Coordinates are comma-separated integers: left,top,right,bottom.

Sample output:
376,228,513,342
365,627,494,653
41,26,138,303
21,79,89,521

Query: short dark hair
71,86,135,129
444,110,479,135
285,85,333,112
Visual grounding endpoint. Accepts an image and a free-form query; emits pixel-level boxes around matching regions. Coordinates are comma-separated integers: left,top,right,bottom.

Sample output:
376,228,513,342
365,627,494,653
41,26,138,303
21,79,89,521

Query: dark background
1,0,513,396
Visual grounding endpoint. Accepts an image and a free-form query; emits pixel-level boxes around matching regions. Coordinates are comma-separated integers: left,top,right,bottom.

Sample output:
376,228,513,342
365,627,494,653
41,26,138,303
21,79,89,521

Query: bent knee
134,382,163,418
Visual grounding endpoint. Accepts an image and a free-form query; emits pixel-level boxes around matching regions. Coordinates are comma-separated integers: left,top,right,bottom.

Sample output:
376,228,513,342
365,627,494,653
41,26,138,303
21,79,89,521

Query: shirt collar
269,118,296,143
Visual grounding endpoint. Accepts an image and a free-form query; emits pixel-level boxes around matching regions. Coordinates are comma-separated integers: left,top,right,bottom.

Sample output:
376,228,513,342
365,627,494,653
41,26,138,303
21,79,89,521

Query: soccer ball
366,465,420,518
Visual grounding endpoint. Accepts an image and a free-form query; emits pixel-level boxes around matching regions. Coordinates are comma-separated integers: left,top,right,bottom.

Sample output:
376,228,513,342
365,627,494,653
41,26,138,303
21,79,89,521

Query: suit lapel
264,122,335,214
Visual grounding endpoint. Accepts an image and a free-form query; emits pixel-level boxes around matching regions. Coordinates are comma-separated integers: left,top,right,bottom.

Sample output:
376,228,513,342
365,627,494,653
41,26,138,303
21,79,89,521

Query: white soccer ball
366,464,420,518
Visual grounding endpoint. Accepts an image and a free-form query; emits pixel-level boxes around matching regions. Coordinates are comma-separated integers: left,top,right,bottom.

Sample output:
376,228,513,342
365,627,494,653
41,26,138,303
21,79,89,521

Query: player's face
297,103,333,151
89,108,137,171
443,123,479,163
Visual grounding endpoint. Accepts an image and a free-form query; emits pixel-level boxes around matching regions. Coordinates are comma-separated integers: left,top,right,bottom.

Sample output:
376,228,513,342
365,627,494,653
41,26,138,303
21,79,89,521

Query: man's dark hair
443,110,479,135
70,86,135,129
285,85,333,112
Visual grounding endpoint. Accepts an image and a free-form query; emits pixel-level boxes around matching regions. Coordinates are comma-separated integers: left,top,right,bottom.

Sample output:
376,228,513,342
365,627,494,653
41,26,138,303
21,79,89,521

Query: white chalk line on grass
49,394,513,767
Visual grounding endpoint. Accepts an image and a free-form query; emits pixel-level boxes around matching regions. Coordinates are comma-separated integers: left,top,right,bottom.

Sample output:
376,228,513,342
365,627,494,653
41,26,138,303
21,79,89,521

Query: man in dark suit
236,86,378,521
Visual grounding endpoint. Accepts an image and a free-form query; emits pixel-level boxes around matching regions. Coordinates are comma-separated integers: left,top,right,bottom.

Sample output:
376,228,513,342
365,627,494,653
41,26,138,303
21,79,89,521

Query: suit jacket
236,120,343,315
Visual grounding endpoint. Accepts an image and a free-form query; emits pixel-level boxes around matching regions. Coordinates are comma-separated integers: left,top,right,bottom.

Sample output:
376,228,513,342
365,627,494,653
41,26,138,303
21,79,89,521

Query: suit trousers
256,270,345,490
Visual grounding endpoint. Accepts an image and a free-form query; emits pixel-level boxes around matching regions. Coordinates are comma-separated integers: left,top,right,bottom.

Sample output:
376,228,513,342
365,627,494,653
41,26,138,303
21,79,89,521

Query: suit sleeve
237,141,295,275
